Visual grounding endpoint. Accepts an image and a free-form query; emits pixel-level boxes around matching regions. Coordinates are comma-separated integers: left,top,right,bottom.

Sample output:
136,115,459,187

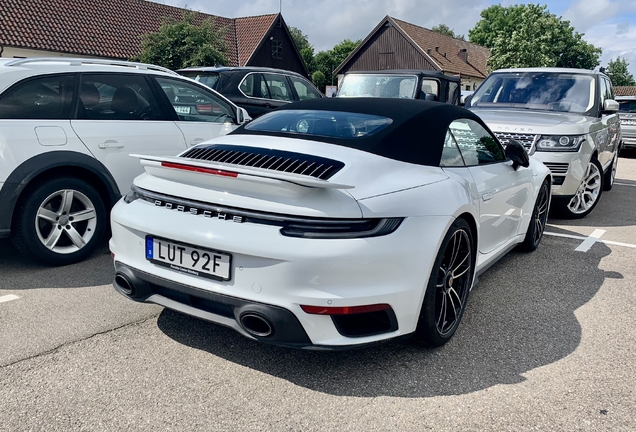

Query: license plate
145,236,231,281
174,106,190,114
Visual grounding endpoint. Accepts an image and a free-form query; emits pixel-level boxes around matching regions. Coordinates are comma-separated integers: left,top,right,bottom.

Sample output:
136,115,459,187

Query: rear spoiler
131,154,354,190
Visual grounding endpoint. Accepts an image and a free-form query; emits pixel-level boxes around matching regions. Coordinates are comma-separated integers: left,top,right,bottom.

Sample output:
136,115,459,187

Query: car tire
603,152,618,192
416,218,474,347
12,177,106,266
560,158,603,219
519,179,550,252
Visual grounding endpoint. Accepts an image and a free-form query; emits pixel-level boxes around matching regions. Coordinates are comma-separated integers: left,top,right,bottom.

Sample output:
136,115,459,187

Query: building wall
1,47,105,59
339,24,438,74
460,77,484,91
246,24,307,77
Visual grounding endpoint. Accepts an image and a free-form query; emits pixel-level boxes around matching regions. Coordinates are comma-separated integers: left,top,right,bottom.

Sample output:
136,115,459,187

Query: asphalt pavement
1,154,635,431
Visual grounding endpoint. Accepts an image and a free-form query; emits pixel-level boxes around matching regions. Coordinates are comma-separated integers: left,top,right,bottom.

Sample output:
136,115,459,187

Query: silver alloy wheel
435,228,472,336
567,161,602,214
34,189,98,254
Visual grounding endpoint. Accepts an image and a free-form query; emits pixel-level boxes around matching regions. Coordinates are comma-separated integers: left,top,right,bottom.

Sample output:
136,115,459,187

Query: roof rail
4,57,178,75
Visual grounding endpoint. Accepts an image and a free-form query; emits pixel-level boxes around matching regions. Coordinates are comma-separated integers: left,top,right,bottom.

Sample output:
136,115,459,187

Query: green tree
606,57,636,86
134,11,228,70
289,26,315,73
314,39,360,87
469,4,601,71
431,24,465,41
311,71,326,89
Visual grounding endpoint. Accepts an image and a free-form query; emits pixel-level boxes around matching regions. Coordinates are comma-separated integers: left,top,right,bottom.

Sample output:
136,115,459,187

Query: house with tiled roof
614,86,636,97
0,0,308,76
334,16,490,90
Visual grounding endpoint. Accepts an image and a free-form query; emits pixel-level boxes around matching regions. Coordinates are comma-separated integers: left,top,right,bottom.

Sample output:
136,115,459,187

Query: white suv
468,68,621,218
0,58,250,265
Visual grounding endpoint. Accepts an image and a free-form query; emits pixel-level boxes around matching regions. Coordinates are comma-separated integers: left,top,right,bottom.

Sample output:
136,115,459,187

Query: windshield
618,100,636,113
178,71,220,89
244,110,392,139
469,72,596,114
338,74,418,98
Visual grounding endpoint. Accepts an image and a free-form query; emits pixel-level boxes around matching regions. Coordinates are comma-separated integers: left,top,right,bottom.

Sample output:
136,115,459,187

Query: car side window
155,77,236,124
449,118,506,166
289,76,321,101
440,131,465,167
262,73,292,102
421,79,439,100
0,74,75,119
77,74,165,121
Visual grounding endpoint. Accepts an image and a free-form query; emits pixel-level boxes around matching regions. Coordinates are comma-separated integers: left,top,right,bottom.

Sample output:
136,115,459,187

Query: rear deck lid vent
180,144,345,180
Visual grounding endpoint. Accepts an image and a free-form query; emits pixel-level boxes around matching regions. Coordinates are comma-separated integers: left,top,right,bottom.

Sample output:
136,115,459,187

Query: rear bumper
623,135,636,149
113,262,409,350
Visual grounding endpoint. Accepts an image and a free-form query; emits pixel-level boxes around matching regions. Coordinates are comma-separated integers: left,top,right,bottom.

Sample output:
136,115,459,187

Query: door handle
98,140,124,149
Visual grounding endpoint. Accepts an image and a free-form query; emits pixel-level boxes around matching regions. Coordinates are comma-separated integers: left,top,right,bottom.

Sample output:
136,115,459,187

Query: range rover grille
180,144,344,180
493,132,538,151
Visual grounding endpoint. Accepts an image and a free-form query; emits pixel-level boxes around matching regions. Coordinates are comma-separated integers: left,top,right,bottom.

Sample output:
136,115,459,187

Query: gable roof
0,0,278,67
335,16,489,79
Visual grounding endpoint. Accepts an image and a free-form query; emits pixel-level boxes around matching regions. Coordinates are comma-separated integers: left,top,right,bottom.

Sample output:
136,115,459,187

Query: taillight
300,304,391,315
161,162,238,178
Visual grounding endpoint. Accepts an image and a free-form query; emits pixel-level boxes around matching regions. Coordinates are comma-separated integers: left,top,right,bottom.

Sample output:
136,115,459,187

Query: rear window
244,110,393,139
179,71,220,89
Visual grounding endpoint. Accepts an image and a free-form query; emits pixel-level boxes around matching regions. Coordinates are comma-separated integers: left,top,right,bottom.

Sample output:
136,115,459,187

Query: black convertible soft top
230,98,492,167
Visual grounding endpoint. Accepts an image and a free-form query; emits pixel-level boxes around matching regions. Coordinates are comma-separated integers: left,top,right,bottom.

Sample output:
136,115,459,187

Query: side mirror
423,93,437,101
463,95,472,107
237,107,251,125
602,99,619,114
505,140,529,170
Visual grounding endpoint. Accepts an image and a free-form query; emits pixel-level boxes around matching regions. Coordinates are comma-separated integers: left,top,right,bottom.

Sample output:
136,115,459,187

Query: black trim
180,143,345,180
114,262,313,348
0,151,121,237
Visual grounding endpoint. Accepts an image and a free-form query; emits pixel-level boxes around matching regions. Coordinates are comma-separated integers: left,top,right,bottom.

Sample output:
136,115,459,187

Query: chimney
435,46,440,53
458,48,468,63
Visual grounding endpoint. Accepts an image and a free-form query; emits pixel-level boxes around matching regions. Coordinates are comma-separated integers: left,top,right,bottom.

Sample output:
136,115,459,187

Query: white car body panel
0,119,92,183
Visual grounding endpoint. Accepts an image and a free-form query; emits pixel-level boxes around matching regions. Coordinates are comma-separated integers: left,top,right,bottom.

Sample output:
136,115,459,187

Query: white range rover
468,68,621,218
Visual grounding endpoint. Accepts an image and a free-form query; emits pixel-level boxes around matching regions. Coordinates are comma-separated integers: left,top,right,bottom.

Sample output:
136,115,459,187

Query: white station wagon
0,58,249,265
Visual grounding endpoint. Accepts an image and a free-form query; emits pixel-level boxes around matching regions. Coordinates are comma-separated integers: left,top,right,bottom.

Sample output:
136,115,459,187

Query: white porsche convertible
110,98,551,349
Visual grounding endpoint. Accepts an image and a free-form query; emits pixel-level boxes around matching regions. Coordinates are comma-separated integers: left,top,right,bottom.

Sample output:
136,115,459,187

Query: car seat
111,87,141,120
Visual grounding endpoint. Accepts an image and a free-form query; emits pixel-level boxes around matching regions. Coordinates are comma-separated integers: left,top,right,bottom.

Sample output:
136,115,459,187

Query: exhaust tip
240,313,273,337
114,273,134,296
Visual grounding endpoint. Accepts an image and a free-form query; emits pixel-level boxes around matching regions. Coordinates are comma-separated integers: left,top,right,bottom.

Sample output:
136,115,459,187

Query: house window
271,40,282,59
465,85,471,91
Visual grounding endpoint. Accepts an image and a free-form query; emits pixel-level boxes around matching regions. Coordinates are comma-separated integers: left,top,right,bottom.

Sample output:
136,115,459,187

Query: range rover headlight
535,135,585,152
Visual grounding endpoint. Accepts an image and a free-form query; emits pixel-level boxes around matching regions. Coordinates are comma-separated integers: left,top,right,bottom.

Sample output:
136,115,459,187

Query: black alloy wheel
416,218,474,347
520,179,550,252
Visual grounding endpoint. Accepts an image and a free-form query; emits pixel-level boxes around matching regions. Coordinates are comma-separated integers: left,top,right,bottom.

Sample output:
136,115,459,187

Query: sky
154,0,636,77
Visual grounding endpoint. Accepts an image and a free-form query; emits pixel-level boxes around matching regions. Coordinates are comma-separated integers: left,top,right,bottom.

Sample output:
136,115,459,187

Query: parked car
110,98,551,349
176,66,323,119
336,69,461,104
468,67,621,218
616,95,636,151
0,57,250,265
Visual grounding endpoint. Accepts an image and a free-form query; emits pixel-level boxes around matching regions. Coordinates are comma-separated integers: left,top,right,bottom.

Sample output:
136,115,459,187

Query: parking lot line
545,229,636,251
0,294,19,304
614,182,636,187
574,229,606,252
